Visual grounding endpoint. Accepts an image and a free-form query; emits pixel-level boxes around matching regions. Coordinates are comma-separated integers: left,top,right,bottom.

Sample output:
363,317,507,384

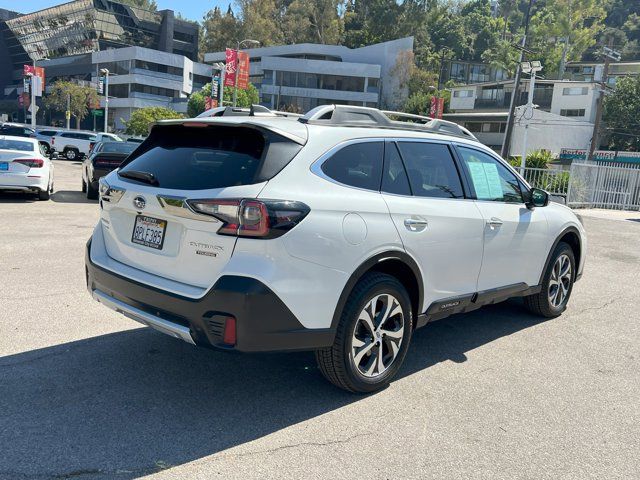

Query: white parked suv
85,105,586,392
52,131,121,160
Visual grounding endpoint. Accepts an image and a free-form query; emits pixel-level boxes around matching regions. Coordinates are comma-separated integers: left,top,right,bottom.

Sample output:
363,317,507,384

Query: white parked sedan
0,136,54,200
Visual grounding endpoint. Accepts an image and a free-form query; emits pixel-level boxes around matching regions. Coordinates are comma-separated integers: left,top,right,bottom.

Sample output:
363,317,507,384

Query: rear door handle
486,217,503,228
404,218,428,232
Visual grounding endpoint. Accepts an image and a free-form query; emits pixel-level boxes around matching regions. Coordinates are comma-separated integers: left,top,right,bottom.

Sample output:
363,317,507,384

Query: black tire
316,272,413,393
38,187,50,201
65,148,78,161
524,242,575,318
81,175,87,193
86,180,98,200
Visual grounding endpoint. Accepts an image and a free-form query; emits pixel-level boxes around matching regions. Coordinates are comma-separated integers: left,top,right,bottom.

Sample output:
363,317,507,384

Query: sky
0,1,230,22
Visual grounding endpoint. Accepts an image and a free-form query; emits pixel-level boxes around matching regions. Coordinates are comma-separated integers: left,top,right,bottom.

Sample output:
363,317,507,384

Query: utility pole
588,39,620,161
519,61,543,172
501,0,535,159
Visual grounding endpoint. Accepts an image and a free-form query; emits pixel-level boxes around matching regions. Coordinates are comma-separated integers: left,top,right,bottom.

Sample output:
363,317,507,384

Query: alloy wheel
350,294,405,378
548,254,572,308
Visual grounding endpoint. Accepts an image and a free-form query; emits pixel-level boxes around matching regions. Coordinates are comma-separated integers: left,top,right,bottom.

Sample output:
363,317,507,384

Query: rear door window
396,142,464,198
382,142,411,195
321,141,383,191
119,125,271,190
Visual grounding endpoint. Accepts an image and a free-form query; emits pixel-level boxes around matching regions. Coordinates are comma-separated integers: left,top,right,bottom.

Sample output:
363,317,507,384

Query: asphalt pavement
0,160,638,479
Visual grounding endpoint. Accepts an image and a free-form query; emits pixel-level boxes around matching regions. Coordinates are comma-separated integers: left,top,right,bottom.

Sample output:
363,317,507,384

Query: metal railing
521,167,570,197
567,162,640,210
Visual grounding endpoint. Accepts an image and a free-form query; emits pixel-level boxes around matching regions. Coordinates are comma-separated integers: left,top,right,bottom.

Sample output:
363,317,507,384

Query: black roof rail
196,105,302,119
299,105,478,141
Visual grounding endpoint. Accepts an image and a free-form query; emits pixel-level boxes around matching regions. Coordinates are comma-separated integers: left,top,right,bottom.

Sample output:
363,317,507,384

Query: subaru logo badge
133,196,146,210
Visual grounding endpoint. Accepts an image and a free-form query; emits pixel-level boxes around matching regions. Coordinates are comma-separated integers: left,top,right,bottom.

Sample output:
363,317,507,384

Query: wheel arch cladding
540,226,582,284
331,252,423,330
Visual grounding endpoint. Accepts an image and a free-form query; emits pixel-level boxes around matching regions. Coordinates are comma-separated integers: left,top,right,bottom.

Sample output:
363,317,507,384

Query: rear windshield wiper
118,170,159,186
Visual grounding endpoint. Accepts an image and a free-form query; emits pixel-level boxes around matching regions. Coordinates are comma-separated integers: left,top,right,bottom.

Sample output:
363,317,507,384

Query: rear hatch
99,121,304,289
0,139,41,178
92,152,127,173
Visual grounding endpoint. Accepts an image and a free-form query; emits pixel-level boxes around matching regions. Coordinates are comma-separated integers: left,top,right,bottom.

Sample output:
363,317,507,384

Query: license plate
131,215,167,250
0,162,7,171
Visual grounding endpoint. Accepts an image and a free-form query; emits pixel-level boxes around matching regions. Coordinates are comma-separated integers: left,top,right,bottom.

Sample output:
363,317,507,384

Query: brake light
51,137,55,146
186,199,310,239
15,159,44,168
94,157,122,168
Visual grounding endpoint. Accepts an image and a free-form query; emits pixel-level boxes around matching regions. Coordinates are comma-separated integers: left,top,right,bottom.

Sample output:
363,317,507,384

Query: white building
447,79,599,155
91,46,212,129
204,38,414,111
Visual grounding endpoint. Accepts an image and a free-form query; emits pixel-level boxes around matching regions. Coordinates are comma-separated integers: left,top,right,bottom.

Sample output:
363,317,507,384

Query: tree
118,0,157,10
200,5,242,56
124,107,183,136
187,83,260,117
281,0,343,44
43,81,99,130
603,76,640,151
237,0,284,46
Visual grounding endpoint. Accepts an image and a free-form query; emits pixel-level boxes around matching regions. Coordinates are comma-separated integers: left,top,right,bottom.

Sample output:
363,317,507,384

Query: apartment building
447,79,599,154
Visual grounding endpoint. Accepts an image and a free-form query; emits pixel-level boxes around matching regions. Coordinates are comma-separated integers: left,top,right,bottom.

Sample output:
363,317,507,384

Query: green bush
187,83,259,117
124,107,183,136
509,150,555,169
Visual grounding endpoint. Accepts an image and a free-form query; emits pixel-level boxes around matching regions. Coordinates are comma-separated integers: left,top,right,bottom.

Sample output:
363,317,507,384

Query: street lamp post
30,57,48,128
232,39,260,107
100,68,109,133
519,61,543,173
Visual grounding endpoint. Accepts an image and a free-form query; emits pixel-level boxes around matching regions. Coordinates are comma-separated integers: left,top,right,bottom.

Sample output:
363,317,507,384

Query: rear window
99,142,137,154
119,124,299,190
0,139,34,151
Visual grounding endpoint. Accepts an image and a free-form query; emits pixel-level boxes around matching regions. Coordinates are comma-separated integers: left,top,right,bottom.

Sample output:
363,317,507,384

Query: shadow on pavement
0,191,38,203
0,300,549,479
51,190,96,204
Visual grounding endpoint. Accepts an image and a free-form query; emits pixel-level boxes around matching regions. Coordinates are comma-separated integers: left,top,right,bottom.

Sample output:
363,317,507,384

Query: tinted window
61,133,74,138
99,142,137,154
0,139,34,151
382,142,411,195
119,125,268,190
78,133,96,141
38,130,58,136
457,147,523,203
321,142,383,191
396,142,463,198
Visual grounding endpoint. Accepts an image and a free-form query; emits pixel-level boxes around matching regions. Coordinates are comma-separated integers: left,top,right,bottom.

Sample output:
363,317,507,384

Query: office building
204,37,414,111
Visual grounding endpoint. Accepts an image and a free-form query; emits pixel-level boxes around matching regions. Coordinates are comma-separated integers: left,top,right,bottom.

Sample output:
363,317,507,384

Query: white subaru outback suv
85,105,586,393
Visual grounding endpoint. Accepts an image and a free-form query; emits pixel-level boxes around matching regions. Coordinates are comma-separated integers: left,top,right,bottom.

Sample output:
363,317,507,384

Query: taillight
186,198,310,239
15,159,44,168
51,137,55,146
94,157,122,168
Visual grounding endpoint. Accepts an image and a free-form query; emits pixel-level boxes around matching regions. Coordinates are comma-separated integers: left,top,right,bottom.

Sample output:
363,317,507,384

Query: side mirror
526,188,549,208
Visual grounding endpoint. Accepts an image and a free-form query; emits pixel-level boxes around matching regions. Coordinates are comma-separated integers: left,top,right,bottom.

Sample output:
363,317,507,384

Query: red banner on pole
205,96,219,110
436,97,444,119
224,48,237,87
237,51,250,90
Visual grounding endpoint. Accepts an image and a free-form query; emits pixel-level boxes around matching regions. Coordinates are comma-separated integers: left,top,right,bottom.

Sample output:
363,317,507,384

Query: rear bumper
85,240,334,352
0,173,48,191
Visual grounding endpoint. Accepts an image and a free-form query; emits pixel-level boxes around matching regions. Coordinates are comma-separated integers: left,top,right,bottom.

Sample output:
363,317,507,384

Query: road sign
92,109,103,116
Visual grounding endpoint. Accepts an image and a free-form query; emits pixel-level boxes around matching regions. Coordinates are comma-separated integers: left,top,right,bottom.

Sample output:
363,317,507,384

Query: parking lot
1,159,639,479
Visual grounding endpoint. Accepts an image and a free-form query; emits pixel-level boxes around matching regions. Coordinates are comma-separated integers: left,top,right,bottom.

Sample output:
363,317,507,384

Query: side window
382,142,411,195
396,142,464,198
457,147,523,203
321,141,383,191
61,133,73,138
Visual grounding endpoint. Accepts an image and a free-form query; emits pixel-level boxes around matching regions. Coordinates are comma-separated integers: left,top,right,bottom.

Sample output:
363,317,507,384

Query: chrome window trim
156,194,217,222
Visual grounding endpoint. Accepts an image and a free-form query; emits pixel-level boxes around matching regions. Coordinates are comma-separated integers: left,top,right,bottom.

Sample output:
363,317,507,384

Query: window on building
396,142,464,199
560,109,586,117
321,142,383,191
464,122,482,132
562,87,588,95
481,122,506,133
135,60,183,77
453,89,473,98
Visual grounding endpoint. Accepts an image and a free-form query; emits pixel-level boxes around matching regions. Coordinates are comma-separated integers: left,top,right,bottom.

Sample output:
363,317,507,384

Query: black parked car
82,141,138,199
